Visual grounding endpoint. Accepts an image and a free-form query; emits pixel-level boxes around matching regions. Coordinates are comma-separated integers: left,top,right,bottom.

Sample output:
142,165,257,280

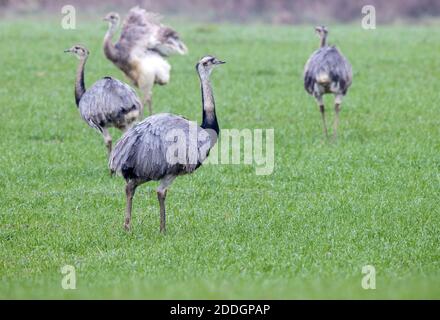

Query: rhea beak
64,49,72,53
214,59,226,65
103,17,109,22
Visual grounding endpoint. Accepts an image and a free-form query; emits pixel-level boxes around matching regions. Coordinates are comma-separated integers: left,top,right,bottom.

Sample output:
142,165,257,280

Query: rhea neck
103,22,119,63
198,70,219,135
75,56,87,106
319,32,327,47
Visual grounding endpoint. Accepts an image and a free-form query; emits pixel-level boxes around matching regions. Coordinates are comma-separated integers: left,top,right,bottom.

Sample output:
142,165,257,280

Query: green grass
0,16,439,299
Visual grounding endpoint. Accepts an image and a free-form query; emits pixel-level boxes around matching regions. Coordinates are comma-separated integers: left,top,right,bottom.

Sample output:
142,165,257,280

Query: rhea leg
157,175,176,233
333,94,343,139
102,128,112,158
124,179,139,231
143,94,153,116
139,75,155,116
157,190,167,233
333,104,341,139
315,95,328,138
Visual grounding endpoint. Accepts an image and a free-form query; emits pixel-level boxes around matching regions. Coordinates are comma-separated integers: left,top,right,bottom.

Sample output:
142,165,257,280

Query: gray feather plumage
109,113,212,181
117,6,186,58
79,77,142,132
304,46,352,96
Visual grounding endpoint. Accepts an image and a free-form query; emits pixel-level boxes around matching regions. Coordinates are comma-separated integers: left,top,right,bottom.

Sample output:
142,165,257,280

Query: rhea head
64,44,90,60
315,25,328,38
196,55,225,79
103,12,120,28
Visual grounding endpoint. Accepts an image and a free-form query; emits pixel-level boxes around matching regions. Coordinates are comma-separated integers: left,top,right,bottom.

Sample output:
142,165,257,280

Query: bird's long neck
103,24,119,63
320,33,327,47
75,57,87,106
199,75,219,135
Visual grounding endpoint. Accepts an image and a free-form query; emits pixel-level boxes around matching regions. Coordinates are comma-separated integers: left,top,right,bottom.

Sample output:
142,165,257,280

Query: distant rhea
109,56,225,232
304,26,352,139
103,6,188,116
65,45,142,157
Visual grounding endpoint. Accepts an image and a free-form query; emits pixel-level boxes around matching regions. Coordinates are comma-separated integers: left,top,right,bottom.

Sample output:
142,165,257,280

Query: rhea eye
203,62,208,66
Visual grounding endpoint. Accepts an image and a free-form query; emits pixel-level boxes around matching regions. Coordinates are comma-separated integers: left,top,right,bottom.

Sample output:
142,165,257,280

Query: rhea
103,6,188,116
304,26,352,139
65,45,142,157
109,56,225,232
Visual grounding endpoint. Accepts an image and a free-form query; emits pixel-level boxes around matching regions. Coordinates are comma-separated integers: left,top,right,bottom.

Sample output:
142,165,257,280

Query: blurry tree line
1,0,440,23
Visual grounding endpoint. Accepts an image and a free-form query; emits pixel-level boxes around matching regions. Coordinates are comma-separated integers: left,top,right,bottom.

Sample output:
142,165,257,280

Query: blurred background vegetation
1,0,440,24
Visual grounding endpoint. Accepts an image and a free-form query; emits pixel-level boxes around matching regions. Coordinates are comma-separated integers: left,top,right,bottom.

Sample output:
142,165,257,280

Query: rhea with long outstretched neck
64,45,142,158
109,55,225,233
102,7,188,115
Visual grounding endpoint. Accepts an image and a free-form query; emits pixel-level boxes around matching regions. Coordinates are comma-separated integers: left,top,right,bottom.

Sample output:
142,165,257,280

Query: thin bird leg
319,104,328,138
333,94,343,140
139,77,154,116
333,103,341,139
124,180,138,231
157,190,167,233
143,94,153,116
315,95,328,139
102,128,112,158
157,175,176,233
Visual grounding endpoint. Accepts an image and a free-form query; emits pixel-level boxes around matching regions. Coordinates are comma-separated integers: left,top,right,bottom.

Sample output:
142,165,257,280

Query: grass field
0,16,439,299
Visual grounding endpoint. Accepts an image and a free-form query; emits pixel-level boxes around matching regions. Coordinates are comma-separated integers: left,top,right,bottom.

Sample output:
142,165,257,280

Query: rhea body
304,26,352,139
65,45,142,157
103,6,188,116
109,56,225,232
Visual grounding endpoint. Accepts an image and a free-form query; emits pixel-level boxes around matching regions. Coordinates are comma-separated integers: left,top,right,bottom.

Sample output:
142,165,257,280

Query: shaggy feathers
103,6,188,115
304,46,352,96
109,113,212,180
79,77,142,132
119,7,186,57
